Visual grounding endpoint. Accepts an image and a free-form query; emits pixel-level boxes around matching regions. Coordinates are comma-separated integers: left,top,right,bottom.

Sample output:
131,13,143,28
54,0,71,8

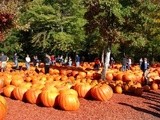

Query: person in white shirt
128,57,132,70
25,54,31,70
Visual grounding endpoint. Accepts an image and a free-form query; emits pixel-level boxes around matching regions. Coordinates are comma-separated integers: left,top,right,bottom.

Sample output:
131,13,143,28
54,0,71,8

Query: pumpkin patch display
0,62,160,113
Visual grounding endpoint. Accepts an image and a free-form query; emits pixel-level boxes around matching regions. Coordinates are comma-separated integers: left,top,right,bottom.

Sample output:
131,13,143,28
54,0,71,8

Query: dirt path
4,90,160,120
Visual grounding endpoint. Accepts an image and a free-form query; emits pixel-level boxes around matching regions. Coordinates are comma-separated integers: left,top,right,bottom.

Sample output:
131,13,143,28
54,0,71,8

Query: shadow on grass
118,102,160,118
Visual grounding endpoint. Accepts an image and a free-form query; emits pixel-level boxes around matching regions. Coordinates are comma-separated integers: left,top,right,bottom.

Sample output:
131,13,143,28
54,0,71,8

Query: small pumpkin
114,85,123,94
134,88,143,96
143,85,150,92
151,82,158,90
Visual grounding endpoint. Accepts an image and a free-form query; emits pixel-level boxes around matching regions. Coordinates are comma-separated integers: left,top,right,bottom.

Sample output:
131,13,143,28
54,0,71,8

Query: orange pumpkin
151,82,158,90
12,86,29,101
0,96,7,120
40,89,59,107
122,73,136,82
57,92,80,111
59,89,78,96
90,84,113,101
73,83,91,98
25,88,42,104
106,73,113,81
114,85,123,94
3,85,15,98
0,101,6,120
0,79,4,89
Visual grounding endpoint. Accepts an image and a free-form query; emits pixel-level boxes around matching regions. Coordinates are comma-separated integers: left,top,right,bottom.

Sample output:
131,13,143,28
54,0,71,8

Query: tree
84,0,160,80
84,0,125,80
18,0,87,54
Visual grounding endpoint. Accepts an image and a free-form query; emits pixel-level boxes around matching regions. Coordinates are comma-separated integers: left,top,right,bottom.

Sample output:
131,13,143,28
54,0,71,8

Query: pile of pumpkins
0,62,159,112
0,70,113,111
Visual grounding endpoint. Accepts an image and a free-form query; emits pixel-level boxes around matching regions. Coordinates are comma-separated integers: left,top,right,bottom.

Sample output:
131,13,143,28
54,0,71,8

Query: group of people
121,55,132,71
0,52,34,72
44,54,81,74
0,52,150,85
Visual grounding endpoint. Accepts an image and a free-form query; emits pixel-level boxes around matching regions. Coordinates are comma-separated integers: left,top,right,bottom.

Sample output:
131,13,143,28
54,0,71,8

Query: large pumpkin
59,89,78,97
12,86,29,101
57,92,80,111
0,96,7,120
73,83,91,98
90,84,113,101
122,73,136,82
40,89,59,107
0,96,7,108
3,85,16,98
25,88,42,104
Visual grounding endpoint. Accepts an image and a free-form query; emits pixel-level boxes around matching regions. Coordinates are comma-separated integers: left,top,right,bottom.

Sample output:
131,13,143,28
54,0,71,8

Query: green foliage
1,0,160,62
18,0,87,53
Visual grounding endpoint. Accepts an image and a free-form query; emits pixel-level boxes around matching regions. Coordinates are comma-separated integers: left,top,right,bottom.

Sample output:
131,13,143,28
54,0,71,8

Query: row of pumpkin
0,63,160,120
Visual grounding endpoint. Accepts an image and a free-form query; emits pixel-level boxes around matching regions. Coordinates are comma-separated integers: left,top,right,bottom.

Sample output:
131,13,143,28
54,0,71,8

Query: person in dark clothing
121,55,128,71
75,55,80,67
140,57,150,85
44,54,51,74
94,57,101,70
33,55,39,67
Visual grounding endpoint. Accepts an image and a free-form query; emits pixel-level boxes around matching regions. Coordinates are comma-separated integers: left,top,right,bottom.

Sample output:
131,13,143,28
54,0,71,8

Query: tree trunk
101,48,111,80
101,49,104,67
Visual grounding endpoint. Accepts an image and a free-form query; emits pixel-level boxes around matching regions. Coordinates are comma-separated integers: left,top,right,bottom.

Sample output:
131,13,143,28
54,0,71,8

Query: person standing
25,54,31,70
121,55,127,71
75,54,80,67
0,52,9,72
13,53,18,69
68,56,72,67
140,57,150,85
44,54,51,74
94,57,101,70
139,58,143,67
110,57,115,68
127,57,132,70
50,55,55,65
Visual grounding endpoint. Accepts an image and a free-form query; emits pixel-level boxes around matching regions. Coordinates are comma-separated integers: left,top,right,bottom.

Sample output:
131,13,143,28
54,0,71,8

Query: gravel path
4,90,160,120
